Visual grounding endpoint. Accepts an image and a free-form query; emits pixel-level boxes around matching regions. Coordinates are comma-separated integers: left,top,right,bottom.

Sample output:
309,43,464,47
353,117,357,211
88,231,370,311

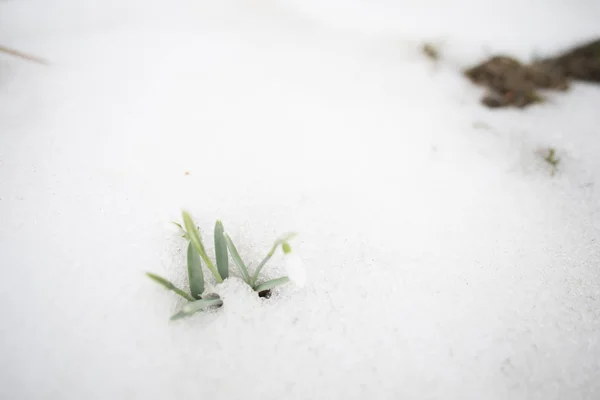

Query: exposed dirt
464,38,600,108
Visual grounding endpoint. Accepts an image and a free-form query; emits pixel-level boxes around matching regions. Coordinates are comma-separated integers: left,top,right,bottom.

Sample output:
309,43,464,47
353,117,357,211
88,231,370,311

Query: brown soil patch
465,38,600,108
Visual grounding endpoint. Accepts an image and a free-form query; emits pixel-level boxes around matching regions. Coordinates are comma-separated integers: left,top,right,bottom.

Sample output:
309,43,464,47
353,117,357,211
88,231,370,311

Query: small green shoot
543,147,560,175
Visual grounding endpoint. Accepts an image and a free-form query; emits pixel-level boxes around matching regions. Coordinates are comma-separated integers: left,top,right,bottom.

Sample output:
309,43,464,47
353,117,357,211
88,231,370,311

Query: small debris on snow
422,42,440,61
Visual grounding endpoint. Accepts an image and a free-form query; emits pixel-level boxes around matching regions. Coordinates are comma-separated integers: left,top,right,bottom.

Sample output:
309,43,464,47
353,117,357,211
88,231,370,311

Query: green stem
250,244,278,287
249,232,296,286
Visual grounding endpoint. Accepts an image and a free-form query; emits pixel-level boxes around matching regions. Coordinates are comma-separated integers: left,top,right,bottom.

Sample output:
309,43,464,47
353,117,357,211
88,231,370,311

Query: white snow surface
1,0,600,399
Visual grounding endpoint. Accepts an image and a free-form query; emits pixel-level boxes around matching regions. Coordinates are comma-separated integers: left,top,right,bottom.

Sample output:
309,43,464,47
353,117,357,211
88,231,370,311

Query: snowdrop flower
283,245,306,288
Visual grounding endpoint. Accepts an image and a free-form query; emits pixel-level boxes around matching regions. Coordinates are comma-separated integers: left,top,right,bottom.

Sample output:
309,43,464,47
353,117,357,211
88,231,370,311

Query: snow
1,0,599,399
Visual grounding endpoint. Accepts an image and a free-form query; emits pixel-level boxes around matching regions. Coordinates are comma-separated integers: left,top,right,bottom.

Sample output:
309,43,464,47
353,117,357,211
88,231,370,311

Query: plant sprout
544,148,560,175
223,230,297,293
147,210,298,319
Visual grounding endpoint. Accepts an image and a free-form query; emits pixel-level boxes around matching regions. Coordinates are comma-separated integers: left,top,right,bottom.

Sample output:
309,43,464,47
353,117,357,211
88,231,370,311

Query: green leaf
146,272,195,302
187,241,205,299
214,220,229,279
254,276,290,293
172,221,189,239
172,222,183,230
182,211,223,283
222,232,251,284
250,232,297,286
170,297,223,320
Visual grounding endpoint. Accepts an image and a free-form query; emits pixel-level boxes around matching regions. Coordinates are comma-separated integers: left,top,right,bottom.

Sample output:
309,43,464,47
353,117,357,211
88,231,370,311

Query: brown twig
0,45,48,65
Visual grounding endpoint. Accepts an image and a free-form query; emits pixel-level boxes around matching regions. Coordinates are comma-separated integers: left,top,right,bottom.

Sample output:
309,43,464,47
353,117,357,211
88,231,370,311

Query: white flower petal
284,253,306,288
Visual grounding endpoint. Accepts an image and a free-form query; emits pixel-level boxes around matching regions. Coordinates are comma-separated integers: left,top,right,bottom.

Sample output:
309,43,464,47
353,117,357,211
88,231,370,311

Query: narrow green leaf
254,276,290,293
222,233,251,284
214,220,229,279
250,232,297,286
170,297,223,320
172,222,183,230
250,248,276,286
146,272,195,301
187,241,205,299
172,221,190,239
182,211,223,283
